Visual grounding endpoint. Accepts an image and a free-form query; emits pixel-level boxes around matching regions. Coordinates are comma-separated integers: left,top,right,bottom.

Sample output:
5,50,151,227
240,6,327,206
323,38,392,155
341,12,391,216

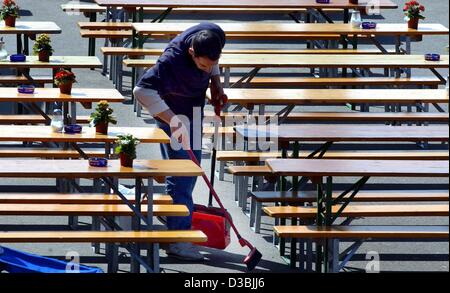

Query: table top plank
0,159,203,178
0,88,125,103
0,56,102,69
95,0,398,9
0,203,189,216
266,159,449,177
124,54,449,69
133,22,449,36
222,89,449,105
235,125,449,142
0,126,170,144
0,21,62,34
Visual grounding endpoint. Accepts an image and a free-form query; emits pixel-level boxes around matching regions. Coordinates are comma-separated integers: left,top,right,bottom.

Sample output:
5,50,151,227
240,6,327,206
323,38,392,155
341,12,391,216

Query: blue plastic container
10,54,26,62
64,124,82,134
18,85,35,94
89,157,108,167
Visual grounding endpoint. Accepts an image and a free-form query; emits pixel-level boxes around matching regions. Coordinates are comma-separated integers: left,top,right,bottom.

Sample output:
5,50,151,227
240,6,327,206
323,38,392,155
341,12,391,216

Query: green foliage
33,34,54,55
90,100,118,126
0,0,20,19
115,134,140,159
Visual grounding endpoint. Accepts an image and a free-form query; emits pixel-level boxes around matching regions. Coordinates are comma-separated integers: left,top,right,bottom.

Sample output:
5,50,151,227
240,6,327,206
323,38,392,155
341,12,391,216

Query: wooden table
0,88,125,124
266,158,449,272
235,124,450,143
0,125,170,157
222,88,449,115
0,158,203,273
125,54,449,86
134,22,449,54
0,21,62,54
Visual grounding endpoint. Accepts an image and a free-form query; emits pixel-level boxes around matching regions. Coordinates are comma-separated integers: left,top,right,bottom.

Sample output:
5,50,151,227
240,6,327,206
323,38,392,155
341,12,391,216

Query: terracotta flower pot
408,18,419,29
119,153,134,167
38,51,50,62
95,122,108,134
4,16,16,27
59,82,73,95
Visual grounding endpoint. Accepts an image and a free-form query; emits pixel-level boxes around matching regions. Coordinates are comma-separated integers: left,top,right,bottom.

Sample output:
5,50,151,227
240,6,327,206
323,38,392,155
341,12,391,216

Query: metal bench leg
234,176,240,203
249,197,256,229
148,243,160,273
240,176,249,210
254,202,262,234
329,239,340,273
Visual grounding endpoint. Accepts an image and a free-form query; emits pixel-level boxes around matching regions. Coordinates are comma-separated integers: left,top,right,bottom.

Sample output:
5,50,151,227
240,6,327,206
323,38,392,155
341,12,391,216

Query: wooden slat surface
0,193,172,204
235,124,449,142
95,0,398,9
221,76,444,87
207,111,449,122
0,56,102,69
217,150,450,161
0,126,170,143
0,88,125,103
274,225,449,239
266,159,449,177
124,54,450,69
0,21,61,34
0,203,188,216
0,159,203,178
264,204,449,218
0,149,105,158
101,47,395,56
253,190,450,203
228,165,271,176
133,22,448,36
0,230,207,243
222,88,449,105
0,115,90,124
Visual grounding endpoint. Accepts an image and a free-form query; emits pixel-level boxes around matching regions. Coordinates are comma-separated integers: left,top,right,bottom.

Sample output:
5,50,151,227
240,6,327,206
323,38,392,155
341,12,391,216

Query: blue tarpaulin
0,246,103,273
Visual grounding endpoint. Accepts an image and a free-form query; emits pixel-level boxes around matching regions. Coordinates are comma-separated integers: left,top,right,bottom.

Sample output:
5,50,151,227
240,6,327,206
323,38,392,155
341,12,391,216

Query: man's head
189,29,223,73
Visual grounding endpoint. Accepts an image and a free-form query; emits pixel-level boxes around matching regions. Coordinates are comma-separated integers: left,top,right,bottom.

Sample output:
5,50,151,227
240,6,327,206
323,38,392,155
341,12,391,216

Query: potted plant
54,69,76,95
115,134,140,167
33,34,53,62
89,100,117,134
403,1,425,29
1,0,19,27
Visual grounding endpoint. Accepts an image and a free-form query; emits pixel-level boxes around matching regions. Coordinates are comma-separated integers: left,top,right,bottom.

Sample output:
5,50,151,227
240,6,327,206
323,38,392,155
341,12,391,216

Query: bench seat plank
0,115,90,125
0,193,172,204
0,149,106,158
263,204,449,218
0,230,207,243
0,203,188,216
252,190,449,203
274,225,449,239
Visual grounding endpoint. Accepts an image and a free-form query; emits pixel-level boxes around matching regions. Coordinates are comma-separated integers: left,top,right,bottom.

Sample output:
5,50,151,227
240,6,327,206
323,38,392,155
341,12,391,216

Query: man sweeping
133,22,227,261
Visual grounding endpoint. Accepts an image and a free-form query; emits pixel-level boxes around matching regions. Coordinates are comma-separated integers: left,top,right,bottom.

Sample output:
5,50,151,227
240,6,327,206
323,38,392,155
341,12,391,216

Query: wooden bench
207,112,449,123
0,203,188,217
273,225,449,272
0,149,106,159
0,230,207,244
101,47,397,57
0,193,173,204
0,115,91,125
221,76,444,88
218,150,450,163
0,230,207,273
249,190,449,233
0,75,54,86
263,204,449,218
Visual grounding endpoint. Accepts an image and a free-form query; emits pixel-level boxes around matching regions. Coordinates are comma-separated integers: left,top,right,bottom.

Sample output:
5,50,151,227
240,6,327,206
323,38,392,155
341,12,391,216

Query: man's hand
210,82,228,116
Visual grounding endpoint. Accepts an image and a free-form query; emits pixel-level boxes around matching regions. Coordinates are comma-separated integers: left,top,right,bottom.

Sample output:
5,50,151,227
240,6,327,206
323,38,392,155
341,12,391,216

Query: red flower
419,5,425,11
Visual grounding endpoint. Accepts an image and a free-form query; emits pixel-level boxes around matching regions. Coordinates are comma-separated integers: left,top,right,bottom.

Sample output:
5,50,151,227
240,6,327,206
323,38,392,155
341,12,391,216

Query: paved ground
0,0,448,273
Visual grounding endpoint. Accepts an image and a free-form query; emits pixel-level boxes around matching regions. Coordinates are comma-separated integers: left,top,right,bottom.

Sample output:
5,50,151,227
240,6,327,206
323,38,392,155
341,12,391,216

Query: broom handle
187,149,249,245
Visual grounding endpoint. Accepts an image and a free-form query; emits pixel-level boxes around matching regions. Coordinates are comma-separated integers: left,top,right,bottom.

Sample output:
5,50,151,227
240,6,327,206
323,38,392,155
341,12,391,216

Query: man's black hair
192,30,223,61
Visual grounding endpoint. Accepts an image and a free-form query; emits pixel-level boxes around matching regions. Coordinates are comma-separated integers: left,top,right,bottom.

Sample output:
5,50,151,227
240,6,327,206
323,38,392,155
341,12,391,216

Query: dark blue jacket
136,22,226,119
